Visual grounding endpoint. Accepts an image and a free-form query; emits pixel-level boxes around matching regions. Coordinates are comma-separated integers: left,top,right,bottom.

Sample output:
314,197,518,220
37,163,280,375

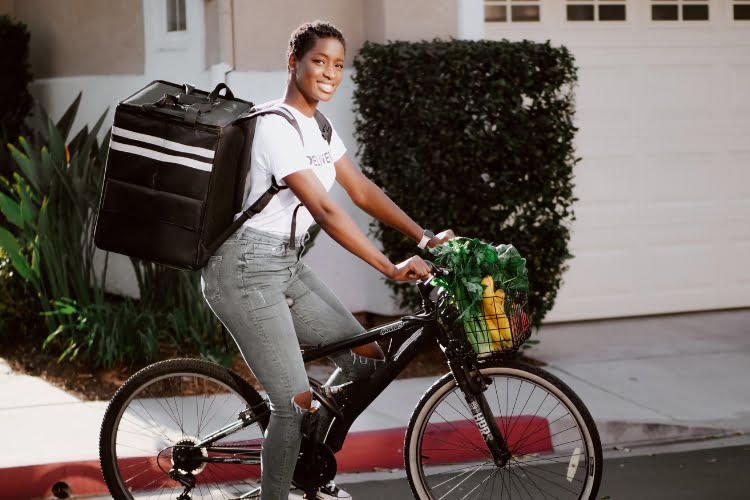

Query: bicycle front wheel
99,358,269,500
405,361,602,499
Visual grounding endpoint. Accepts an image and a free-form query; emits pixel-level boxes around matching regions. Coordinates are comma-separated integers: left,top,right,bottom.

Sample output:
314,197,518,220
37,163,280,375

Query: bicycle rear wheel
405,361,602,499
99,358,269,499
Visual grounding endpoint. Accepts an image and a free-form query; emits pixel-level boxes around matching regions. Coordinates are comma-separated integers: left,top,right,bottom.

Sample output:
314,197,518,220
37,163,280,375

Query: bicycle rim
102,364,266,499
407,365,601,499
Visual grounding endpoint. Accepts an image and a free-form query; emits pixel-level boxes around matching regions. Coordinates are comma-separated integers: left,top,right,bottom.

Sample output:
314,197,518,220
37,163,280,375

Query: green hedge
0,15,34,179
352,39,579,325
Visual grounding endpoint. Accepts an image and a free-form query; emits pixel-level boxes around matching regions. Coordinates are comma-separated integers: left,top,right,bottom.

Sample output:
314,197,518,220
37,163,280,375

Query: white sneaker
316,480,351,499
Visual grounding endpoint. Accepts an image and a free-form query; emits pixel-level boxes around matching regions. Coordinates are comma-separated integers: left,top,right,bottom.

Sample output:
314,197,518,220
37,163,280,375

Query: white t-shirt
238,104,346,235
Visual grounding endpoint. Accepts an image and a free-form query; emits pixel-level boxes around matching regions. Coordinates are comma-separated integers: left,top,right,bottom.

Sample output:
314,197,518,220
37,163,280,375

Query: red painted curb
0,416,550,499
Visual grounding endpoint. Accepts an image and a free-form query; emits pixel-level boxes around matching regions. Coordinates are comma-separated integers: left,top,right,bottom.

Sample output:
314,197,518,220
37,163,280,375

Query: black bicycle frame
191,287,511,466
302,312,439,452
186,312,438,466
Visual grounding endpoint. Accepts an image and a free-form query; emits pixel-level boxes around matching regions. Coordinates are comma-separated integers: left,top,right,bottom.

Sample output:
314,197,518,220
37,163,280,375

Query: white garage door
484,0,750,321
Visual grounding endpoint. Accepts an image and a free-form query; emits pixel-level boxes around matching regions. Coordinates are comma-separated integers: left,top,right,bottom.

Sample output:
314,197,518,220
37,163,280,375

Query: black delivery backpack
94,80,331,271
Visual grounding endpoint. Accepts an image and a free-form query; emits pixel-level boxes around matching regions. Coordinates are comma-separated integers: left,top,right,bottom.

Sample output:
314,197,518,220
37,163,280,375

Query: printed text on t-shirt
307,152,333,167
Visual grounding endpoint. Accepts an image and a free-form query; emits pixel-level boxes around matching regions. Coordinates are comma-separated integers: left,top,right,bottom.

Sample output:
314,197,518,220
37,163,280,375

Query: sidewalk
1,308,748,499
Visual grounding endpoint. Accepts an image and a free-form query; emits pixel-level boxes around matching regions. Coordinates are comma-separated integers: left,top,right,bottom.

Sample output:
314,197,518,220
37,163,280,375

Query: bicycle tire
404,361,602,500
99,358,269,499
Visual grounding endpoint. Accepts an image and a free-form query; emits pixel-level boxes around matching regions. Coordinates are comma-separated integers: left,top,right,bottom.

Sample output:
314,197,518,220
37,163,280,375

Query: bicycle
99,263,603,499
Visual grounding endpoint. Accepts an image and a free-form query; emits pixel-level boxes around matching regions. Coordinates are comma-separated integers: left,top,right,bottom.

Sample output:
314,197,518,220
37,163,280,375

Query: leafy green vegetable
430,237,529,353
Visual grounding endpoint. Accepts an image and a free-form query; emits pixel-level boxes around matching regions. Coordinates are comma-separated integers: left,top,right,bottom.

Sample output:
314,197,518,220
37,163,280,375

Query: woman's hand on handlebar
388,256,432,282
427,229,456,249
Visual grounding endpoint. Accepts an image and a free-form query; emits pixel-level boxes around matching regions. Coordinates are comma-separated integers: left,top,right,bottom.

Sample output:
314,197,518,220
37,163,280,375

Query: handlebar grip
424,260,449,277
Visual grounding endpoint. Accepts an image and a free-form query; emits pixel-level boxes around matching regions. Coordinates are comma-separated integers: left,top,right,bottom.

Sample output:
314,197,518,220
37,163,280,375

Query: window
651,0,709,22
166,0,187,32
566,1,627,22
735,1,750,20
484,1,540,23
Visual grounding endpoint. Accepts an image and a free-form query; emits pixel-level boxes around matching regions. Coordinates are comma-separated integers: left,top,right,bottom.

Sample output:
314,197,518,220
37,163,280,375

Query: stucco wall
230,0,458,70
381,0,457,41
0,0,15,16
232,0,365,71
9,0,144,78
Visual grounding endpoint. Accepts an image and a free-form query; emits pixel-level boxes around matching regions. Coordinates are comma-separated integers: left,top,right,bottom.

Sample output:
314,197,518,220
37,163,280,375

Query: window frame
166,0,187,33
484,0,542,24
733,0,750,21
147,0,193,52
649,0,711,23
564,0,629,24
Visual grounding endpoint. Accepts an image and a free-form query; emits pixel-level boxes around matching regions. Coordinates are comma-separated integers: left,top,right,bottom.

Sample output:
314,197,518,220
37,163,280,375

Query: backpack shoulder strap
313,109,332,144
207,105,332,258
238,103,332,146
237,102,305,146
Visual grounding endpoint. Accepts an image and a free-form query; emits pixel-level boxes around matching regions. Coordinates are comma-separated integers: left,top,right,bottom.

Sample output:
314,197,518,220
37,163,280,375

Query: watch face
424,230,435,239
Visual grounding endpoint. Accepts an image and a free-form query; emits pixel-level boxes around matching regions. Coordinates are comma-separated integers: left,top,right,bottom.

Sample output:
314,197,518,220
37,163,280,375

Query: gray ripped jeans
201,226,379,499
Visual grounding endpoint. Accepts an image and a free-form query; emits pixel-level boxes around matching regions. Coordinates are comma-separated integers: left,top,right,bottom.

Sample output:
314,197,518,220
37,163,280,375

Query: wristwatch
418,229,435,250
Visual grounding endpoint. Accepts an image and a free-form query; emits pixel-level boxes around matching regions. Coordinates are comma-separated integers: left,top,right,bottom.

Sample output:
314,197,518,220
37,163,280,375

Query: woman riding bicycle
201,20,454,500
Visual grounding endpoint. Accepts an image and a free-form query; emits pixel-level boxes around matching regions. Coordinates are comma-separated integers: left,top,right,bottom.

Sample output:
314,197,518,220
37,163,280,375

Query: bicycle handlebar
424,260,450,279
415,260,451,311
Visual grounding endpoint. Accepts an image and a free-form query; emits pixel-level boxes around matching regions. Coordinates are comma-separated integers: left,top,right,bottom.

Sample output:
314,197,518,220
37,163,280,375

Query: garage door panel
726,152,750,197
728,65,750,117
560,249,637,297
576,65,635,120
636,219,735,246
638,152,718,202
568,223,640,250
722,241,750,284
640,242,718,292
642,64,716,119
574,154,636,204
487,2,749,320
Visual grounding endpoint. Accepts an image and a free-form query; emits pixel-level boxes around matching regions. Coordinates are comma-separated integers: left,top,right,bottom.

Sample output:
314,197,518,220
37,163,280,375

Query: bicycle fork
451,360,511,467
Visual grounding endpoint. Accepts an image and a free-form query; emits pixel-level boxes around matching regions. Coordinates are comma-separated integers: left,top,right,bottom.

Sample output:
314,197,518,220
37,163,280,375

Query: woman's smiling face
290,37,345,105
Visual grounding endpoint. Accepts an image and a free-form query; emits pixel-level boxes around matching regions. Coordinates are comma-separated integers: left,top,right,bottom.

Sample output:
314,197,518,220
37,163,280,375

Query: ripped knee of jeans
291,388,313,414
351,342,385,361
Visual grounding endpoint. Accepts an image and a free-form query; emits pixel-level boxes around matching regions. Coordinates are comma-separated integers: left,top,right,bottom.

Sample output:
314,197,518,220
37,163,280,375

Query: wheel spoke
101,360,267,499
408,364,601,500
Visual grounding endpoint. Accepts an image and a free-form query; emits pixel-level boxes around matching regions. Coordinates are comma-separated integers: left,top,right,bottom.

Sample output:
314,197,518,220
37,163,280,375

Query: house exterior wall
7,0,747,320
380,0,457,41
3,0,144,78
231,0,366,71
0,0,15,16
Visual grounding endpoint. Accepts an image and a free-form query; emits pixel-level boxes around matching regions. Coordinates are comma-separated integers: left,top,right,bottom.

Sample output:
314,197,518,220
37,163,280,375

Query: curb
595,421,737,449
0,416,551,499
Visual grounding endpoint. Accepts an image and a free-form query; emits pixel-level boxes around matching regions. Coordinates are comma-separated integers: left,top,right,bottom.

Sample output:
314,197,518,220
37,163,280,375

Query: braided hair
287,21,346,69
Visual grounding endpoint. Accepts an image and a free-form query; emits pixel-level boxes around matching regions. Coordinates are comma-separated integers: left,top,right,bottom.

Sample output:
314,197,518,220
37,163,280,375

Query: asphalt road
337,442,750,500
85,437,750,499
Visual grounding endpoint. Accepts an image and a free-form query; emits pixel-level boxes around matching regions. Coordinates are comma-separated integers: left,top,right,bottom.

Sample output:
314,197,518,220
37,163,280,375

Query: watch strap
418,229,434,250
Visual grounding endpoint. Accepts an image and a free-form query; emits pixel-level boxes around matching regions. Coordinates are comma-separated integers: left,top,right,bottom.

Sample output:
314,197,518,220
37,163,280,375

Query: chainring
291,441,337,492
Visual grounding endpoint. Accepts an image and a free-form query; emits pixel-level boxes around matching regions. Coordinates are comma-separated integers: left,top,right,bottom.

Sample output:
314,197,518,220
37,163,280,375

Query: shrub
0,247,43,340
0,15,34,179
2,95,109,318
352,39,579,325
1,95,108,325
0,96,227,368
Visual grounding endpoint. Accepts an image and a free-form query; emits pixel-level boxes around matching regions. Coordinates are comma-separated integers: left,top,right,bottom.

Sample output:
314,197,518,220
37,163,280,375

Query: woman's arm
283,169,431,281
335,154,454,247
335,154,423,242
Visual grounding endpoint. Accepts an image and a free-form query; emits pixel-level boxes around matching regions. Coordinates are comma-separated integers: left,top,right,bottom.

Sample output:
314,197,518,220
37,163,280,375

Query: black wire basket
445,289,532,356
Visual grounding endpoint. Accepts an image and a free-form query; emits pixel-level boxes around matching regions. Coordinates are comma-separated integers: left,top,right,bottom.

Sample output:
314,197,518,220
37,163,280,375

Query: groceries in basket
430,238,531,354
